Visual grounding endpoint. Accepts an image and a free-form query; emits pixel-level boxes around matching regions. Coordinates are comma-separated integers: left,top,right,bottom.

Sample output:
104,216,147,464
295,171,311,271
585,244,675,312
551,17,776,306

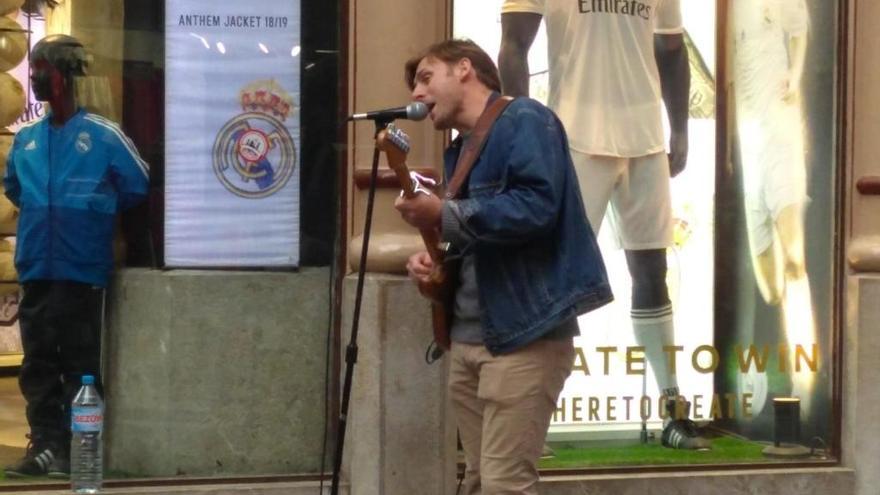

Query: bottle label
72,407,103,432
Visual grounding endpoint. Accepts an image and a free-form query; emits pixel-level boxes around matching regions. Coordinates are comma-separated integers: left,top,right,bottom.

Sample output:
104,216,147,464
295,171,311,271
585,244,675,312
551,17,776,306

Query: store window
0,0,843,487
0,0,339,487
454,0,840,469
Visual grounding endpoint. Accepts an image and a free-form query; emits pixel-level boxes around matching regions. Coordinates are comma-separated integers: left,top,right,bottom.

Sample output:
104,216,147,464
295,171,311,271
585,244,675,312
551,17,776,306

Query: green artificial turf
538,436,786,469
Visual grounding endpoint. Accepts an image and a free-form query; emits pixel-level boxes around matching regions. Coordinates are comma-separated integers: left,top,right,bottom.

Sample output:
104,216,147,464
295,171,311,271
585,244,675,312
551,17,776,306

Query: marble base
13,468,853,495
18,480,342,495
845,275,880,495
539,468,853,494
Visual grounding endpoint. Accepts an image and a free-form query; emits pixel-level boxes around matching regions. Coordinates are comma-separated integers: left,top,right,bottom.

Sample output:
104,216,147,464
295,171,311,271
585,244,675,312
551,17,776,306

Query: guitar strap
427,96,514,358
445,95,514,200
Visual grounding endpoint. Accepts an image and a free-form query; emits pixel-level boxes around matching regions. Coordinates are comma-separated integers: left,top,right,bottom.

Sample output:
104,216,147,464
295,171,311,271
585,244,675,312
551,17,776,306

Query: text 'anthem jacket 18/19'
3,109,149,287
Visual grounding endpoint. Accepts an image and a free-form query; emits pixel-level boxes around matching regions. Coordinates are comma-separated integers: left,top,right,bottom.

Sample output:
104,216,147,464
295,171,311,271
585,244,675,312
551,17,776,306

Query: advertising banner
165,1,301,267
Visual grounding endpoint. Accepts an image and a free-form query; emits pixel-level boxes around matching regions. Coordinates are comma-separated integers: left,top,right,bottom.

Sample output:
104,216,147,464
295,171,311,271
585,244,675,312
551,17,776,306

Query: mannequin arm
499,12,542,97
655,33,690,177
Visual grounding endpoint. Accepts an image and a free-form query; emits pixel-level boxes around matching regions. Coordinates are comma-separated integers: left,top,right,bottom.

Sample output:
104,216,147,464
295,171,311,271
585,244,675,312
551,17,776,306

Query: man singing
395,39,611,494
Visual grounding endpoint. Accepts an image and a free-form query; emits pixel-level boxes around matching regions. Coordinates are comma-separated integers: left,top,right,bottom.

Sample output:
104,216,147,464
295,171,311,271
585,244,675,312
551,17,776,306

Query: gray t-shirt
443,203,579,345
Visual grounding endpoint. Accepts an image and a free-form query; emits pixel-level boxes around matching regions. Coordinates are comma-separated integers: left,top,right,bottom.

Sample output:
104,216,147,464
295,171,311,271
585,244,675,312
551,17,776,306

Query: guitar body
418,260,457,351
430,303,451,351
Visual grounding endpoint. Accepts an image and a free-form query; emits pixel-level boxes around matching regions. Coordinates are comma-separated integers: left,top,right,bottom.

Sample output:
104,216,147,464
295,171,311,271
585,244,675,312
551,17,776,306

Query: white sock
631,304,678,394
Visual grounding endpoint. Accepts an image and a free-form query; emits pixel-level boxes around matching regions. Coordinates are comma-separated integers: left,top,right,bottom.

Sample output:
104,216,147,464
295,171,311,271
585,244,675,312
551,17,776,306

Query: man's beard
430,102,458,130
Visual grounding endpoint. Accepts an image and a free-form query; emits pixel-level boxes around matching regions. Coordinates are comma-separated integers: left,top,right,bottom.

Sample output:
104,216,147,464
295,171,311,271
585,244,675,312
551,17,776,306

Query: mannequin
3,34,149,478
499,0,709,450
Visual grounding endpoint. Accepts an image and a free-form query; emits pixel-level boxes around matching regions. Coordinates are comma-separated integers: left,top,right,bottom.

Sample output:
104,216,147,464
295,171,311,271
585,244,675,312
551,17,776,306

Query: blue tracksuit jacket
3,109,149,287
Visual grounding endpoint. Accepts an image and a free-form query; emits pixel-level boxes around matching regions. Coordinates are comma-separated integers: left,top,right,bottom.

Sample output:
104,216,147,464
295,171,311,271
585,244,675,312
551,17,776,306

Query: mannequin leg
750,241,785,306
775,203,815,418
626,249,710,450
625,249,678,396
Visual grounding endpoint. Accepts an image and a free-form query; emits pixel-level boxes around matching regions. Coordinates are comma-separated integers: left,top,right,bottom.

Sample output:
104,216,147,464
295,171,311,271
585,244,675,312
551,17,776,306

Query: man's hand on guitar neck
394,192,443,230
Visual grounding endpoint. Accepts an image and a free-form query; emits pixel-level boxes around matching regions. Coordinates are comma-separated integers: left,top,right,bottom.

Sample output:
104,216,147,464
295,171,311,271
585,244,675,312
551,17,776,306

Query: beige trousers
449,337,575,495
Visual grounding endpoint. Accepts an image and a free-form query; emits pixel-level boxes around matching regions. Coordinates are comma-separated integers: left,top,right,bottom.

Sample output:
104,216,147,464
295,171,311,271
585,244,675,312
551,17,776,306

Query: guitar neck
378,126,445,264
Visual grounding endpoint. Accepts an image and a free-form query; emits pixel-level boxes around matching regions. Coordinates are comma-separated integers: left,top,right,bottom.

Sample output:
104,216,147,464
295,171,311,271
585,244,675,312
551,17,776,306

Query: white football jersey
502,0,684,157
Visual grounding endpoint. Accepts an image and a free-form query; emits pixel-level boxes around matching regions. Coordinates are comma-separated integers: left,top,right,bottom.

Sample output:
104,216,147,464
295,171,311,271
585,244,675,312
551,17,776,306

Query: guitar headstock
377,123,410,170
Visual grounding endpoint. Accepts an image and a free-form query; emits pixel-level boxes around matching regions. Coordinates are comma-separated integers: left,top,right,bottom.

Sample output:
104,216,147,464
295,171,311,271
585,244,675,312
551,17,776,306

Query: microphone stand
331,118,392,495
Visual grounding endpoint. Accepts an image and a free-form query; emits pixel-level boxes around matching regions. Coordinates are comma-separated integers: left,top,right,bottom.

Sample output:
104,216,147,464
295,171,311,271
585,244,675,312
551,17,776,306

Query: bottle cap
82,375,95,385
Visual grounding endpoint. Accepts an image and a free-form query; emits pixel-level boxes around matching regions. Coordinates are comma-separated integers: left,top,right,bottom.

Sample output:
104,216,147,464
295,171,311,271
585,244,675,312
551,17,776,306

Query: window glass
0,0,338,486
454,0,838,469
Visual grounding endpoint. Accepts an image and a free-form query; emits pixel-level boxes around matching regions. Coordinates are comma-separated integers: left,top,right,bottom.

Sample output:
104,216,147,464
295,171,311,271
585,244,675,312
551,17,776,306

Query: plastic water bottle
71,375,103,493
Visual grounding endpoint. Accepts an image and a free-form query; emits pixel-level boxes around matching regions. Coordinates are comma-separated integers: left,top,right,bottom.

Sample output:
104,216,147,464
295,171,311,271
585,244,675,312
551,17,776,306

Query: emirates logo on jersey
578,0,653,20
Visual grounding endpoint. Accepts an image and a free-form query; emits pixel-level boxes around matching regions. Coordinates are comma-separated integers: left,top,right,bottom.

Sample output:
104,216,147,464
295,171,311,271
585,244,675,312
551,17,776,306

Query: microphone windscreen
406,102,429,121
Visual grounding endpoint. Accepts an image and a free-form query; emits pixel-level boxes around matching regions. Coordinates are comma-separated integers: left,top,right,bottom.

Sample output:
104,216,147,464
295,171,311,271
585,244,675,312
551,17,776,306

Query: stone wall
103,268,331,477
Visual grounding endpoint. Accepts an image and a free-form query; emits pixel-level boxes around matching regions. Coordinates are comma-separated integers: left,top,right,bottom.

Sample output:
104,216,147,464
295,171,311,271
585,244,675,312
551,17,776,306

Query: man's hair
405,39,501,93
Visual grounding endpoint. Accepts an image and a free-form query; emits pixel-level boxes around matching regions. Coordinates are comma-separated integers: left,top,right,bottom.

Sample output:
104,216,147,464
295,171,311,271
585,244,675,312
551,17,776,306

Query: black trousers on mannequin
17,280,104,454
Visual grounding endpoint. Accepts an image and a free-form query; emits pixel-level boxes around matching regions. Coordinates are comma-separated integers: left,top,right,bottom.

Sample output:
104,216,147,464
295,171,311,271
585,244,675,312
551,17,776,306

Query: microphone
349,102,429,122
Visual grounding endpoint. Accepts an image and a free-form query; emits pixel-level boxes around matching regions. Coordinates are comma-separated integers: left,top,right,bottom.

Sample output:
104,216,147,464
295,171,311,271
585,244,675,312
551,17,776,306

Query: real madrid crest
213,79,297,199
75,132,92,154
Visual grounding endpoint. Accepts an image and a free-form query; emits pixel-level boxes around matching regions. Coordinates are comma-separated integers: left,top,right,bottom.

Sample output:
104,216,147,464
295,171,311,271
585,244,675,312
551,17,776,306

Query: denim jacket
442,96,612,355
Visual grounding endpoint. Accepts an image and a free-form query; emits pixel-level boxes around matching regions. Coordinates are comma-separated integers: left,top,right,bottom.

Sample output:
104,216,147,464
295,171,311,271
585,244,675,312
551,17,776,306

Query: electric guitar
376,124,451,351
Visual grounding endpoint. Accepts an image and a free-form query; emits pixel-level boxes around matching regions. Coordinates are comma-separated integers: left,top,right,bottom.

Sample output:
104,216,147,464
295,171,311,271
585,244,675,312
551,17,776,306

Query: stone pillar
341,273,456,495
343,0,457,487
346,0,450,273
843,275,880,495
846,2,880,493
